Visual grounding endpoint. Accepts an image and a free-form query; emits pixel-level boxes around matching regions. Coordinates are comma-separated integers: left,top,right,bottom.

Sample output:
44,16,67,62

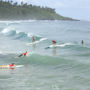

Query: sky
11,0,90,21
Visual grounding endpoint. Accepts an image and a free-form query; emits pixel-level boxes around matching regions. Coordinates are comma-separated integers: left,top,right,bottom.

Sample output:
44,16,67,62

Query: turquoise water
0,20,90,90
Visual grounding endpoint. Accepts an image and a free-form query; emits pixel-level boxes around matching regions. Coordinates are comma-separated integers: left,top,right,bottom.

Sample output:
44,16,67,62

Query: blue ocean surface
0,20,90,90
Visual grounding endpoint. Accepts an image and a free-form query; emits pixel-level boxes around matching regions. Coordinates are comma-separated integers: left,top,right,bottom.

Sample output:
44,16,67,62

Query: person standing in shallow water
32,36,36,50
52,40,57,55
32,36,36,42
81,40,84,45
52,40,56,46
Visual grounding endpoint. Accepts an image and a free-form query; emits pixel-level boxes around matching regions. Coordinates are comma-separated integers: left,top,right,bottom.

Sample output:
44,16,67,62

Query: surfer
81,40,84,45
32,36,36,50
52,40,56,46
32,36,36,42
16,51,28,58
52,40,57,55
0,63,16,68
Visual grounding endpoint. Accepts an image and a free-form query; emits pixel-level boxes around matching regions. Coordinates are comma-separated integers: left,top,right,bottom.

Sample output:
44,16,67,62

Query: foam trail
39,38,47,41
45,43,73,49
16,65,24,68
27,38,47,46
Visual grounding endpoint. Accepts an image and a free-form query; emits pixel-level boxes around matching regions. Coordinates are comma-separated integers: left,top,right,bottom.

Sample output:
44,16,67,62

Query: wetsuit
9,64,15,68
24,52,28,56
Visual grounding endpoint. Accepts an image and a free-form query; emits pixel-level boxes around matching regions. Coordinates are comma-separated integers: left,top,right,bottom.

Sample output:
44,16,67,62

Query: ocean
0,20,90,90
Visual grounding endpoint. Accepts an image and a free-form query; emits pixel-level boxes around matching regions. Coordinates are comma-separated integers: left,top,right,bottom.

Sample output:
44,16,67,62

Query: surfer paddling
16,51,29,58
0,63,16,68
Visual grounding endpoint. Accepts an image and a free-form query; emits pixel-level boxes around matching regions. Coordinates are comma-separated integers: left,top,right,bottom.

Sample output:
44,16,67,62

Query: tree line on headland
0,0,75,20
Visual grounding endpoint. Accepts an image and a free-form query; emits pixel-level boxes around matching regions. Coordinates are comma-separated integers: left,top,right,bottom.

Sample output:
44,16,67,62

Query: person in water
18,51,28,57
32,36,37,50
52,40,57,55
81,40,84,45
0,63,16,68
32,36,36,42
52,40,56,46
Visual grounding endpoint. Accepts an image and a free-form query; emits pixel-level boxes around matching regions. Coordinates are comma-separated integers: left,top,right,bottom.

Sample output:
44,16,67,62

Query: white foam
16,65,24,68
27,33,33,37
16,30,20,34
49,43,73,48
27,38,47,46
1,27,15,34
39,38,47,41
1,28,10,33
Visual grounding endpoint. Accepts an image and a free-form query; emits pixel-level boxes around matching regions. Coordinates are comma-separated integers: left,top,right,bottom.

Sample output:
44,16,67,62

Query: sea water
0,20,90,90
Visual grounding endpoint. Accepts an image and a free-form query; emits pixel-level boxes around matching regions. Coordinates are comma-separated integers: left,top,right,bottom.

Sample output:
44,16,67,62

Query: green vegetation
0,0,73,20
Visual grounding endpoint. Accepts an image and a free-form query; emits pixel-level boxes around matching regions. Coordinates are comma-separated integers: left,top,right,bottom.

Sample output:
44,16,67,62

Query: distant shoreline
0,1,76,21
0,19,80,21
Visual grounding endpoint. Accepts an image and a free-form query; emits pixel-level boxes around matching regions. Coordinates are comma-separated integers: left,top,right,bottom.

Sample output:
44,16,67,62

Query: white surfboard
16,65,24,68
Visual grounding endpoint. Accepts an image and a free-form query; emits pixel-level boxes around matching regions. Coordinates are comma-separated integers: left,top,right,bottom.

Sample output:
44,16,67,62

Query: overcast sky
12,0,90,21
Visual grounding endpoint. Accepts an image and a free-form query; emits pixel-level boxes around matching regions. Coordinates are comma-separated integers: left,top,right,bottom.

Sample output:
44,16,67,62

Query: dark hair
52,40,56,43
